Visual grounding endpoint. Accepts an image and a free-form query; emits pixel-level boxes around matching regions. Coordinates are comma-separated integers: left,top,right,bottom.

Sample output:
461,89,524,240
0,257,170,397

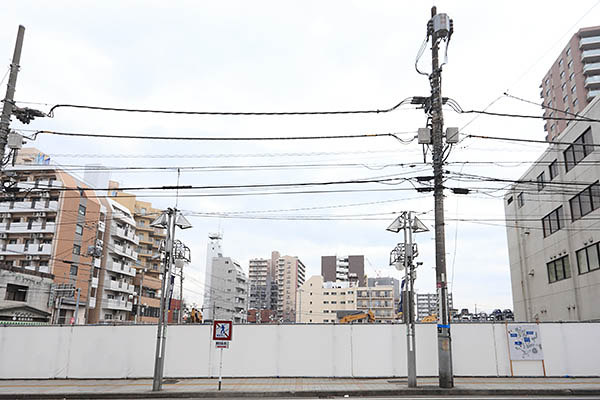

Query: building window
566,47,571,57
564,127,594,172
549,160,558,180
568,59,573,69
569,72,575,81
75,224,83,236
573,98,579,108
546,255,571,283
78,205,86,216
323,301,329,304
545,78,550,86
563,94,568,104
542,206,564,238
569,181,600,221
560,71,566,79
559,59,564,68
73,244,81,255
577,242,600,274
536,172,546,191
561,82,567,91
5,283,27,301
70,265,78,276
517,192,524,207
571,85,576,94
507,196,513,205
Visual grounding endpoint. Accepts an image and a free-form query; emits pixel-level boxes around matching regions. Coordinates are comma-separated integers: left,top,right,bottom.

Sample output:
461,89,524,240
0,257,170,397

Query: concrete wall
0,323,598,379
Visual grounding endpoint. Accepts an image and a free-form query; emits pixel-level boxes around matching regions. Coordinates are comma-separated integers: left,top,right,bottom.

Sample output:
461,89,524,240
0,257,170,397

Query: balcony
103,299,133,311
106,259,136,277
583,62,600,76
0,243,52,256
138,295,160,309
134,274,162,290
0,222,56,234
111,223,139,245
109,241,138,260
587,89,600,100
582,49,600,63
91,277,99,288
580,35,600,50
0,200,59,213
106,279,135,294
136,223,153,232
585,75,600,89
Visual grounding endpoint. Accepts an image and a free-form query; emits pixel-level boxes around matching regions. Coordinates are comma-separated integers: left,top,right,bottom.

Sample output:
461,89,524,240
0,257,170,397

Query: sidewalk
0,376,599,399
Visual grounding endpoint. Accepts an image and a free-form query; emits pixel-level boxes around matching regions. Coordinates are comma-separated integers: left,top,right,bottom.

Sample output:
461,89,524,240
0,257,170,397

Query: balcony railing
0,222,56,234
106,260,136,277
106,279,135,294
103,299,133,311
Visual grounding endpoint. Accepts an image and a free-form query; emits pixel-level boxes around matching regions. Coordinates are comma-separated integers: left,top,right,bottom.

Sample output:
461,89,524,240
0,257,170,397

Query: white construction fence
0,322,598,379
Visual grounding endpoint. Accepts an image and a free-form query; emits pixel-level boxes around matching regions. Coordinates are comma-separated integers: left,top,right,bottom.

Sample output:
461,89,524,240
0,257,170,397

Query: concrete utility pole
429,6,454,388
0,25,24,164
403,212,417,388
136,268,146,323
151,209,192,392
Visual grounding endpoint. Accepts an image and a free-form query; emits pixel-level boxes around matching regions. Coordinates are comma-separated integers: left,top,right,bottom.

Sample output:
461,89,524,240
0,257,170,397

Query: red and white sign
213,320,233,341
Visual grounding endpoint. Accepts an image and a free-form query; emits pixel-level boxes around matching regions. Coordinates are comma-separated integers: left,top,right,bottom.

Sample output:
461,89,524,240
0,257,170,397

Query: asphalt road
101,397,600,400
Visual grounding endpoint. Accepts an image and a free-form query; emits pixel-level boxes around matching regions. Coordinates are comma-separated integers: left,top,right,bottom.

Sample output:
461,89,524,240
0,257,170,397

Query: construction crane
339,310,375,324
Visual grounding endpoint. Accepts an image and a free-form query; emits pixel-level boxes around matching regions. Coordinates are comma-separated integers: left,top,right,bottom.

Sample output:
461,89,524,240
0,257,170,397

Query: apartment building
356,286,395,322
1,153,104,324
202,234,248,322
416,292,454,321
248,258,277,315
297,275,357,323
111,186,164,323
504,96,600,322
321,255,365,286
87,199,138,323
541,26,600,141
275,254,306,322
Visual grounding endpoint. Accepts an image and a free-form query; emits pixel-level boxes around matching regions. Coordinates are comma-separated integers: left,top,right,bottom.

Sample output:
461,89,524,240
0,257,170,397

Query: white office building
504,96,600,322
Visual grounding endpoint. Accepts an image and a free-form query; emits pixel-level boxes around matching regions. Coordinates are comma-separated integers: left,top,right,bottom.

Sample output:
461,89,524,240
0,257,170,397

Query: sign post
212,320,233,390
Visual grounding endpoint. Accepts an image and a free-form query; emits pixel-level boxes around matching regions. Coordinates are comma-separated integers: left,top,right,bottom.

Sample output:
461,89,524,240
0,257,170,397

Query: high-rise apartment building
202,234,248,322
416,292,454,321
275,254,306,322
88,199,138,323
0,153,105,324
111,185,165,323
248,258,277,316
504,96,600,322
321,255,365,286
541,26,600,141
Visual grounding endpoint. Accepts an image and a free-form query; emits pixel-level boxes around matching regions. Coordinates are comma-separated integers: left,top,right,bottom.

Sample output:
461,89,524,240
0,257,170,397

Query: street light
387,212,428,389
151,208,192,392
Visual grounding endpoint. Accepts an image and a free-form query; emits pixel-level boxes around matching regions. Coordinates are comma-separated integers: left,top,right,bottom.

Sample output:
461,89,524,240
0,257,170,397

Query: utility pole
178,267,183,324
151,209,192,392
403,212,417,388
0,25,24,164
429,6,454,388
136,268,146,323
152,210,174,392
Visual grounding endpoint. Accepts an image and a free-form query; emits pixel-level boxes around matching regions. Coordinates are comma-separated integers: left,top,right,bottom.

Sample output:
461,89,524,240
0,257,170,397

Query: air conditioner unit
34,212,45,217
40,193,49,198
0,234,7,239
25,255,33,260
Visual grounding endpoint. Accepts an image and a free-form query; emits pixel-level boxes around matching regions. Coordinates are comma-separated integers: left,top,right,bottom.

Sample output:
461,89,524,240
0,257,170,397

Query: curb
3,388,600,399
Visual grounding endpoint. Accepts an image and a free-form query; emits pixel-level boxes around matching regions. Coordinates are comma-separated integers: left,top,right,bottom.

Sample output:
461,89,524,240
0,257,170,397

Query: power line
46,97,415,117
464,133,600,147
35,129,412,142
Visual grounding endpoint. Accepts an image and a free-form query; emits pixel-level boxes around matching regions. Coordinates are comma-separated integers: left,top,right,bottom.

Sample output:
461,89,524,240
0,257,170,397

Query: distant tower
203,233,223,320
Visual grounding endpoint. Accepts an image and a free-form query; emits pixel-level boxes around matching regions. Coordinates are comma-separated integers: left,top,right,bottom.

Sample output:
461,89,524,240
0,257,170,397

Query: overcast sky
2,1,600,313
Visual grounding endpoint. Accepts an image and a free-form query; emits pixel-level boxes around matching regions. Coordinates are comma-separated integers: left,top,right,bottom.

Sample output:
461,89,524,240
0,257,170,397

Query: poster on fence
506,324,543,361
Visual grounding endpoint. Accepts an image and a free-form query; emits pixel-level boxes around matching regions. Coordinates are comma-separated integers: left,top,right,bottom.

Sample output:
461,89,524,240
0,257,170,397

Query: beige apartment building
1,149,105,324
111,184,165,323
297,275,357,323
541,26,600,141
355,286,395,322
275,254,306,322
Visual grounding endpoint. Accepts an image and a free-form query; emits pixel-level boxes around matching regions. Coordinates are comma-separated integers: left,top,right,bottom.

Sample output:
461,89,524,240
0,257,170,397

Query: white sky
2,1,600,313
